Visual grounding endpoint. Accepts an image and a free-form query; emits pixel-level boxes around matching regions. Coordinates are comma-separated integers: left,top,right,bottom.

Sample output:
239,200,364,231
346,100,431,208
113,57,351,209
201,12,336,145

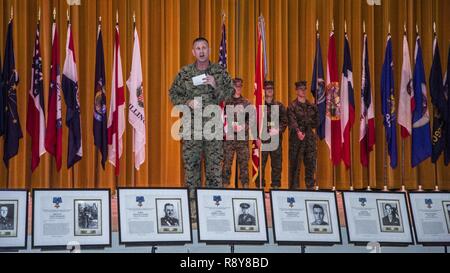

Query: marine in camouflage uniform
256,81,288,188
288,81,319,189
169,38,234,202
222,78,251,188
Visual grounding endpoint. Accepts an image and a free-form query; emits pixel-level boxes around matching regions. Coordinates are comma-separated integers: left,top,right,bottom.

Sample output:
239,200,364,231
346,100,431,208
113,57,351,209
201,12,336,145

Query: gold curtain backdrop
0,0,449,191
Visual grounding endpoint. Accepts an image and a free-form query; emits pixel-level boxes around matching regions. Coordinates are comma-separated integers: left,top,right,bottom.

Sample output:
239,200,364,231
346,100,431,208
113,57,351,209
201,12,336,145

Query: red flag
27,22,46,172
252,19,266,185
44,22,63,171
107,24,125,176
325,31,342,166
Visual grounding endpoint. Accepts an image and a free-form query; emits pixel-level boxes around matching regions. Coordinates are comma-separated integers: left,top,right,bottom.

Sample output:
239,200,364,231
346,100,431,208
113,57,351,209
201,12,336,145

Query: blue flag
311,32,326,140
381,35,398,169
444,46,450,166
412,36,432,167
429,34,447,163
93,23,108,169
2,20,22,167
62,23,82,169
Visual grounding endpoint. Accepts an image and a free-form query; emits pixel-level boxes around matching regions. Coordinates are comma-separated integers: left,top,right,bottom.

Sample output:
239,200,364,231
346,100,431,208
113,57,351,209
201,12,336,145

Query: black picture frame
270,189,342,246
341,190,414,247
117,187,193,247
31,188,111,250
408,190,450,246
0,189,28,251
196,188,269,245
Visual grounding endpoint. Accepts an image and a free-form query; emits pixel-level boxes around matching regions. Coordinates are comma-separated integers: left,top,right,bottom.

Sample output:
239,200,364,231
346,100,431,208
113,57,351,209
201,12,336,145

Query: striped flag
340,32,355,169
45,21,63,171
26,21,46,172
359,32,375,167
325,31,342,166
398,33,414,138
218,21,228,139
412,34,432,167
107,23,125,176
127,23,146,170
252,17,267,186
62,21,82,168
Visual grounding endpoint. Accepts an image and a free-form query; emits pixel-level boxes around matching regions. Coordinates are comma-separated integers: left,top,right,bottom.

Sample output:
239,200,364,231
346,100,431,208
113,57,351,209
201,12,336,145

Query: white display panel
0,190,28,250
32,189,111,249
270,190,341,245
196,189,268,244
409,192,450,245
117,188,192,245
342,191,413,246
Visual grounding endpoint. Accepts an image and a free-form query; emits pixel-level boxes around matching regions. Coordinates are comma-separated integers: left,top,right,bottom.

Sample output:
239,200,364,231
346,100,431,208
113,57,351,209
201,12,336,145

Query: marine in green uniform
288,81,319,190
256,81,288,189
222,78,251,188
169,37,234,220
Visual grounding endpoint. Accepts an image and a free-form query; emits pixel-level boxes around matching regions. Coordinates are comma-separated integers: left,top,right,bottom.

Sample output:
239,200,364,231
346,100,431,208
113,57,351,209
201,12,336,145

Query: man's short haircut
384,203,393,210
264,80,274,89
193,37,209,46
312,204,324,212
164,203,174,210
233,78,243,85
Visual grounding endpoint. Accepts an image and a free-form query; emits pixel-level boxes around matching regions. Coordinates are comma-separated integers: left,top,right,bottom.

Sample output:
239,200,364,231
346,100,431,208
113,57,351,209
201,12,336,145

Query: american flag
219,22,227,69
219,21,228,139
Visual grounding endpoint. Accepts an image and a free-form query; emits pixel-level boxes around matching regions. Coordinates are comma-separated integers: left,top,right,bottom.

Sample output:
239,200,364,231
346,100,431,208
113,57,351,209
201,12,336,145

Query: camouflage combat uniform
256,100,288,188
222,95,251,187
169,62,234,199
288,99,319,189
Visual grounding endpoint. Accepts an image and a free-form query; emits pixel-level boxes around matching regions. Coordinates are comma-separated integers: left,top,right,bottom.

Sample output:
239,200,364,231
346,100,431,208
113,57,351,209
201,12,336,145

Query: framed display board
0,190,28,250
342,191,414,246
270,190,341,245
408,191,450,246
196,188,268,244
117,188,192,245
32,189,111,249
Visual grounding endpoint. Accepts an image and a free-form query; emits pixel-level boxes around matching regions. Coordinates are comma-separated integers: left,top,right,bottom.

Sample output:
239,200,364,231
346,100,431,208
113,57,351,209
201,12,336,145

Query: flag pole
416,24,423,192
315,19,320,191
401,22,407,193
345,20,354,191
432,22,440,192
364,21,372,192
331,20,336,192
258,17,263,191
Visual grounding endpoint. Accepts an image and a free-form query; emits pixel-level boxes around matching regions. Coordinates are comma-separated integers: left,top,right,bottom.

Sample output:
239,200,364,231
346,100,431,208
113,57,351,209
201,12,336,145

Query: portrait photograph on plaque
270,190,341,245
342,191,413,246
376,200,404,233
74,200,103,236
232,198,259,233
306,200,333,234
0,190,28,250
196,188,268,244
408,192,450,245
117,188,191,245
156,198,183,234
32,189,111,249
